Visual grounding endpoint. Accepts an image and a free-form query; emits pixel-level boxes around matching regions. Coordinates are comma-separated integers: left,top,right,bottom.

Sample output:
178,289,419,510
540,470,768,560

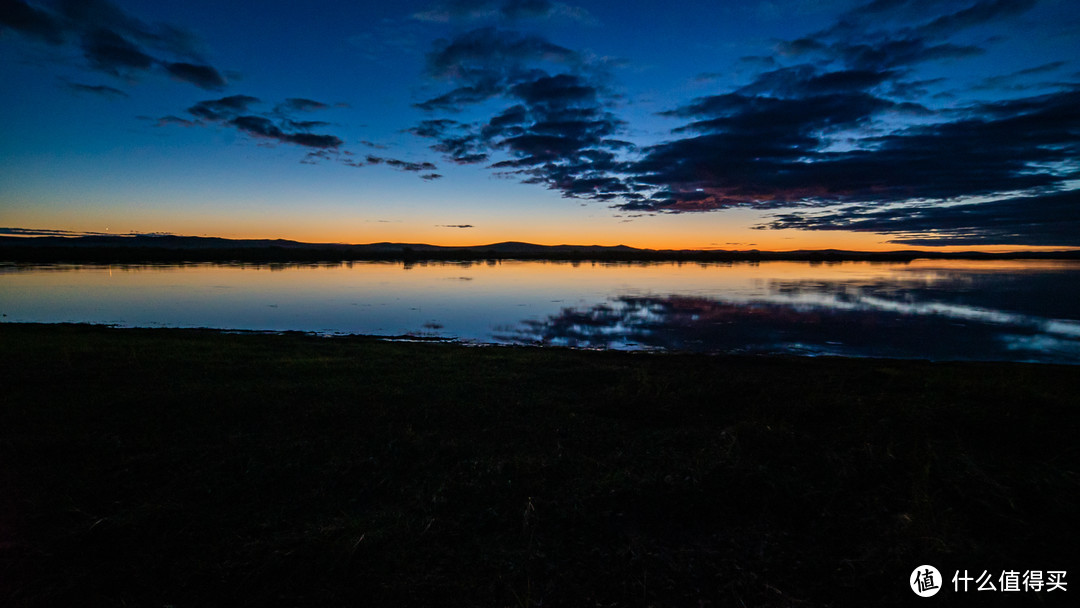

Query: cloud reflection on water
498,271,1080,363
3,259,1079,363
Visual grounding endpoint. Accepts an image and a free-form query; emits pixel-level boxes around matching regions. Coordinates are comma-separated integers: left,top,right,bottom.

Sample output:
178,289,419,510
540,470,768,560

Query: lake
3,259,1080,364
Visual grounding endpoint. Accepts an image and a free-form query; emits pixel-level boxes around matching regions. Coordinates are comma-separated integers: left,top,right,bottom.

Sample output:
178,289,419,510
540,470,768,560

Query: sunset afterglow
2,1,1078,251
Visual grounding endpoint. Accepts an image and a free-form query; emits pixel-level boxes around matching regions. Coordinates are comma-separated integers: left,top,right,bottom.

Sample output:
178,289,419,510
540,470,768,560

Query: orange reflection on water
5,258,1080,296
3,258,1079,363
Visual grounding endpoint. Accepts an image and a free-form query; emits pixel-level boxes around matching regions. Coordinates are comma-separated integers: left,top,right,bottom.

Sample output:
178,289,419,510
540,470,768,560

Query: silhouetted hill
1,233,1078,263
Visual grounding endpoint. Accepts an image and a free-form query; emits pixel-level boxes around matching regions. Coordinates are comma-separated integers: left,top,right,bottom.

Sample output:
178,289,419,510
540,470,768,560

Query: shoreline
4,238,1080,265
4,322,1076,366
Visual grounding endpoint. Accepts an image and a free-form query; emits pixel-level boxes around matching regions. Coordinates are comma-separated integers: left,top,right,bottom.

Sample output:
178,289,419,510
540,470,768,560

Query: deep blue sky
1,0,1077,249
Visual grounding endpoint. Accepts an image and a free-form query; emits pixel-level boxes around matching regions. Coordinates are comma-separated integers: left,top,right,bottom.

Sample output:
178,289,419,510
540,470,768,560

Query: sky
1,0,1078,250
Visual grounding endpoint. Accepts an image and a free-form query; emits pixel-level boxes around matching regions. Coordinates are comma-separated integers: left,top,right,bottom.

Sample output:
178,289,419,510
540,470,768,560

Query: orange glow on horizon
209,226,1078,255
7,206,1078,254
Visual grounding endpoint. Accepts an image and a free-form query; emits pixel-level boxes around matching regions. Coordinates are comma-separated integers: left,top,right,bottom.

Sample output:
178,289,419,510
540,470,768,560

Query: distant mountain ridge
2,233,1078,262
0,234,646,253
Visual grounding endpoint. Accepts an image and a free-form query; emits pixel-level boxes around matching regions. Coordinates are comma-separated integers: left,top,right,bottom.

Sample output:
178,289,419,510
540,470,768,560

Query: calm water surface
3,259,1079,363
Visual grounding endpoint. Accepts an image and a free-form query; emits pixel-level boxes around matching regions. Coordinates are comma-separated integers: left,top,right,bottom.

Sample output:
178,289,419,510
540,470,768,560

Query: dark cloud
276,98,331,113
761,189,1080,247
0,226,110,237
509,72,595,106
66,82,128,98
188,95,260,121
182,95,345,150
886,76,947,99
386,158,438,172
153,115,199,128
441,142,489,164
416,27,579,111
1012,61,1068,77
737,55,777,70
56,0,205,61
0,0,65,44
436,224,474,228
81,28,154,74
408,17,1063,221
405,1,1068,250
662,90,892,137
164,62,227,90
228,115,343,149
251,98,339,139
779,1,1041,73
617,65,906,211
284,119,331,130
971,61,1069,93
421,173,444,180
917,0,1039,37
735,65,897,97
416,87,496,112
414,29,631,198
840,0,1039,32
425,26,578,78
617,85,1079,215
359,155,440,173
408,118,463,138
778,35,983,72
483,104,527,133
2,0,226,89
481,73,629,196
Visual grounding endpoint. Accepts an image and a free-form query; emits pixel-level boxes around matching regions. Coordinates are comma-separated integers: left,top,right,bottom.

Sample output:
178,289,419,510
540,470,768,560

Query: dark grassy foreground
1,323,1077,607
